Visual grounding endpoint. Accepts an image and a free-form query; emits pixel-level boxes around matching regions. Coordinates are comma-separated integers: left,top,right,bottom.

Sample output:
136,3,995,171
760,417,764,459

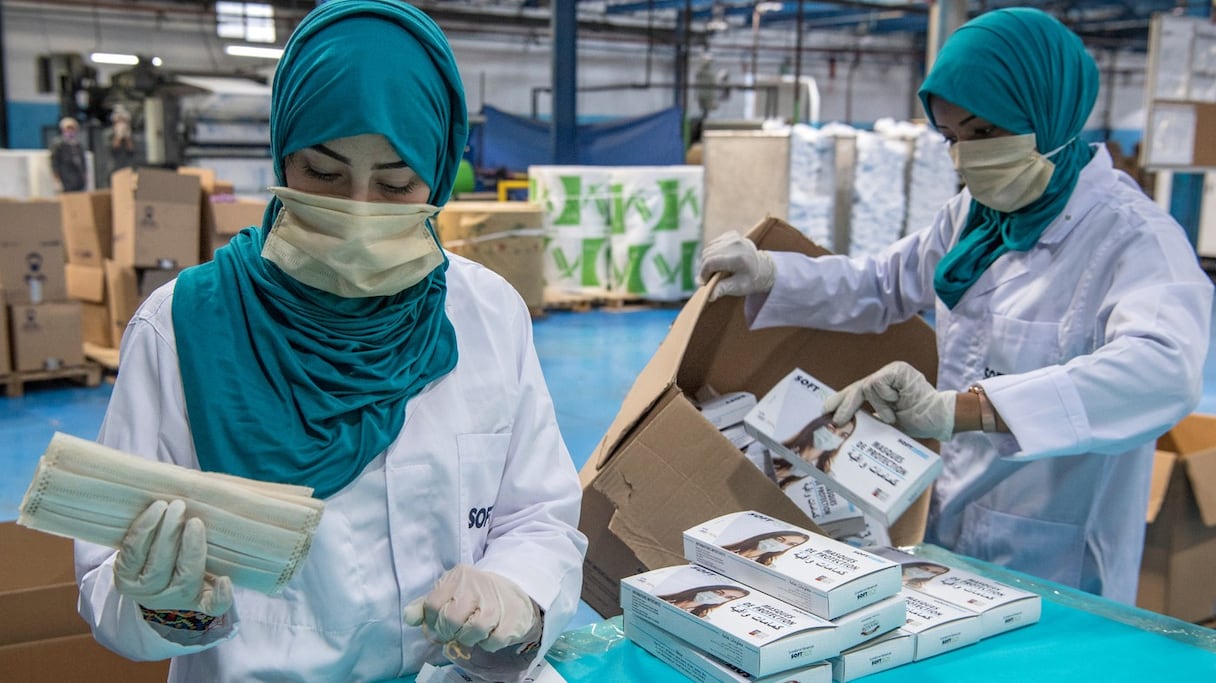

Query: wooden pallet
83,342,120,372
2,362,103,398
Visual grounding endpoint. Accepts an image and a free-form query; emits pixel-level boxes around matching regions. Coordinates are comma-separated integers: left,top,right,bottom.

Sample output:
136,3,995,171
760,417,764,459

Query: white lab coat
748,146,1212,603
75,254,588,682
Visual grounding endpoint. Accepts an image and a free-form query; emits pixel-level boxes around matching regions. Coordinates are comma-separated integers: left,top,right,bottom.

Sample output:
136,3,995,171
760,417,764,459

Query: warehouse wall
1,2,1151,153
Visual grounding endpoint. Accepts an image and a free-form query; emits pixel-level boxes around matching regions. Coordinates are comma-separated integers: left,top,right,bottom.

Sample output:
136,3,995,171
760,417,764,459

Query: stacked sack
620,509,1042,682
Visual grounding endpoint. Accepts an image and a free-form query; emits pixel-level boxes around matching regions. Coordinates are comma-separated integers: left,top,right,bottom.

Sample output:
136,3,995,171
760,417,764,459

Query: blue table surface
389,545,1216,682
545,545,1216,682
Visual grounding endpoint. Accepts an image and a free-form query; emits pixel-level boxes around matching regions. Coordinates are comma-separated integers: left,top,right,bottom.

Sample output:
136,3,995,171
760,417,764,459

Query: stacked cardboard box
620,510,906,681
1138,413,1216,623
436,201,546,311
61,190,114,350
0,522,169,681
577,218,938,620
0,199,83,372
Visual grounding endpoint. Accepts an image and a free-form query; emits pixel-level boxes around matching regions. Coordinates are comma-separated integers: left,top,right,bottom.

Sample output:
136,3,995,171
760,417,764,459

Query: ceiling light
90,52,140,66
225,44,283,59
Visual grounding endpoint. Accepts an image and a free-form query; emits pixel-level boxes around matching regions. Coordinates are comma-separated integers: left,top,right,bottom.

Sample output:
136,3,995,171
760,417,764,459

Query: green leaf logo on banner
554,175,583,226
679,239,700,291
609,183,653,234
586,181,613,226
623,243,652,293
552,246,579,279
653,253,678,285
581,237,607,287
654,179,702,232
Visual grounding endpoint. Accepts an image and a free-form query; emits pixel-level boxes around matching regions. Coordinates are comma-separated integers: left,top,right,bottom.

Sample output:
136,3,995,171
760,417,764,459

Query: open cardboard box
577,217,939,618
1137,413,1216,623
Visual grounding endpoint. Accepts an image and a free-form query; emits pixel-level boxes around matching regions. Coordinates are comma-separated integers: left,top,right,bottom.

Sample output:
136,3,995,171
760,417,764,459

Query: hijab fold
171,0,467,498
917,8,1099,308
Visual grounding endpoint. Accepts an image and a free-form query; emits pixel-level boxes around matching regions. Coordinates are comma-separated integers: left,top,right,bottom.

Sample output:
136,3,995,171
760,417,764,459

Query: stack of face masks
18,432,326,594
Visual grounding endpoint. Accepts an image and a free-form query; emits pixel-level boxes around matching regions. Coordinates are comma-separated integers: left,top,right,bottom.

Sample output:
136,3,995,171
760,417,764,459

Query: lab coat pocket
985,315,1062,377
956,501,1084,589
457,432,511,564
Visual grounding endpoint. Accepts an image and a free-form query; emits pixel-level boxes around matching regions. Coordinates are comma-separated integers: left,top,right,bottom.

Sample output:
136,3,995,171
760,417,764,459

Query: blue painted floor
4,299,1216,631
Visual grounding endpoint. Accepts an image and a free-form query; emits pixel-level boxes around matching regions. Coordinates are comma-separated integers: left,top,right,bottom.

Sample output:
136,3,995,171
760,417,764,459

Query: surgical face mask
263,186,443,298
756,538,789,554
18,432,325,595
949,133,1067,213
693,591,729,606
813,427,846,452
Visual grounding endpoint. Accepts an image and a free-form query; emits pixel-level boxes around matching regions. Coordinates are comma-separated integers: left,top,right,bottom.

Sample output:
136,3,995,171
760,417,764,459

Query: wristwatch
968,384,996,432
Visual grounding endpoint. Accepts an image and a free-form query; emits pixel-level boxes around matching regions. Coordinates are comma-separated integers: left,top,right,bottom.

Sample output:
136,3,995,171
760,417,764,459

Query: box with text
744,369,943,527
683,510,900,619
900,588,982,661
620,564,841,677
829,628,915,682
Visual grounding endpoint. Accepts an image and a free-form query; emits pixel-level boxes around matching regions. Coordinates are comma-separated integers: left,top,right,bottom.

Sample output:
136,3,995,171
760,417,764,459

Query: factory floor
4,300,1216,631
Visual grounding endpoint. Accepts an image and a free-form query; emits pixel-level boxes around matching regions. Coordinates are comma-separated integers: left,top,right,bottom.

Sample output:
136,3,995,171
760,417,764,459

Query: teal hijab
918,8,1098,308
171,0,468,498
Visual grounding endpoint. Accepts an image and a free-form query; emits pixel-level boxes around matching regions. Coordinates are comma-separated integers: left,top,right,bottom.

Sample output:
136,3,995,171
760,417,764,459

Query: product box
620,564,841,677
776,470,868,540
578,218,939,618
437,201,546,311
900,588,982,661
79,301,112,350
59,190,112,266
696,391,757,430
1137,413,1216,623
110,167,201,269
744,369,943,527
683,510,900,619
829,628,916,682
869,546,1041,638
7,301,83,372
623,612,833,683
0,199,68,304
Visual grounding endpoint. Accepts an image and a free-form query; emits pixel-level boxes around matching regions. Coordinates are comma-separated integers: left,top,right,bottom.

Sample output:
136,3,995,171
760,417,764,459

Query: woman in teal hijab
700,7,1212,604
76,2,588,680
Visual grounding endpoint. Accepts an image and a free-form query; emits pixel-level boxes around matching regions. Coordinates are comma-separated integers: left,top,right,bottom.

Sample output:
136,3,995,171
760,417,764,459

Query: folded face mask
18,432,326,594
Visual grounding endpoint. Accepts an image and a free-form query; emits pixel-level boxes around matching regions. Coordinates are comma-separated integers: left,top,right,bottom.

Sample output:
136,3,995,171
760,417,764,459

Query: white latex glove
404,565,541,653
698,231,776,302
113,499,233,617
823,361,956,442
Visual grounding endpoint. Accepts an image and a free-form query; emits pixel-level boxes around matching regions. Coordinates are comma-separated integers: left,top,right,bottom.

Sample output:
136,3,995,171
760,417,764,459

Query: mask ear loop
1043,138,1075,159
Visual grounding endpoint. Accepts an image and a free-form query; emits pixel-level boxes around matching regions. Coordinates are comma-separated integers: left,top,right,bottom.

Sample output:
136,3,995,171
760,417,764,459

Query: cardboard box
0,301,9,376
8,302,83,372
0,633,169,682
203,197,264,258
900,589,982,661
138,267,182,299
682,510,901,619
621,564,842,677
60,190,112,265
1137,413,1216,622
103,260,139,350
79,302,112,349
65,262,105,303
0,522,87,646
577,218,938,619
110,167,201,269
829,628,916,682
744,369,943,527
0,199,67,304
869,546,1041,638
623,613,834,683
437,201,545,310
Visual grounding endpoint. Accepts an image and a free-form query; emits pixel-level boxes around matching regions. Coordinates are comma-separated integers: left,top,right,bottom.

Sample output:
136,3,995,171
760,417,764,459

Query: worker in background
74,2,586,681
107,105,138,177
699,7,1212,605
49,116,87,192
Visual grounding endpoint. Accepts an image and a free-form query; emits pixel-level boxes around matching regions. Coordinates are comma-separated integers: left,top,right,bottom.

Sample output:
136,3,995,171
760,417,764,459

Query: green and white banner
528,166,613,293
607,166,704,301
